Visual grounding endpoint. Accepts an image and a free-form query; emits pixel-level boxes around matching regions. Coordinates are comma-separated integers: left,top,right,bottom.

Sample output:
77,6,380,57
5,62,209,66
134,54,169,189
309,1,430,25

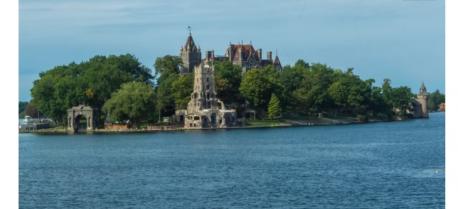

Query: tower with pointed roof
415,82,429,118
180,29,201,73
273,50,282,71
182,57,237,129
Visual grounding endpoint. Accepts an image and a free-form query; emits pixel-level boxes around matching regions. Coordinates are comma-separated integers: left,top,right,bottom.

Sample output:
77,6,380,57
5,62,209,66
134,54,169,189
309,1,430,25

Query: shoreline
18,116,426,135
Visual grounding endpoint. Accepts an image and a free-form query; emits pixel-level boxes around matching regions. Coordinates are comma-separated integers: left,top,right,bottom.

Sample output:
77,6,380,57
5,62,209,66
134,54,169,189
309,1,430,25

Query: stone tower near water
415,82,429,118
183,56,237,129
180,30,201,73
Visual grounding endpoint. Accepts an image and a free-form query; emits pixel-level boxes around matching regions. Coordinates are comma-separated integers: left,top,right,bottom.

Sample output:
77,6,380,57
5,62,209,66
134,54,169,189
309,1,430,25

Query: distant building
225,43,282,72
412,82,429,118
439,102,445,112
176,57,237,129
178,32,281,73
179,32,201,74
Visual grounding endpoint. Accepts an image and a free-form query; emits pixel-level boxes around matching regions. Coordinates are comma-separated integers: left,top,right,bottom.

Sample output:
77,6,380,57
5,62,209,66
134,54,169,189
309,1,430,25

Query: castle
179,32,282,74
176,32,237,129
412,82,429,118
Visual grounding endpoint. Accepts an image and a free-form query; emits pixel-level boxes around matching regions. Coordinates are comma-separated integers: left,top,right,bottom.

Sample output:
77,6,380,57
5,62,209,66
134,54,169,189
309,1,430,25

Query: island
19,31,445,134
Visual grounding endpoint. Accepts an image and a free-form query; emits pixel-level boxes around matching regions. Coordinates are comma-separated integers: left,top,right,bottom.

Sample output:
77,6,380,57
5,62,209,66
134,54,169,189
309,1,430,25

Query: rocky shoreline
18,116,410,135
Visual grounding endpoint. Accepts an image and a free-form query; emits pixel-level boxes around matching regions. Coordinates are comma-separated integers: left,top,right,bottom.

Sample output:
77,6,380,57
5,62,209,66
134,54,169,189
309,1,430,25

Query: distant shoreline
19,115,431,135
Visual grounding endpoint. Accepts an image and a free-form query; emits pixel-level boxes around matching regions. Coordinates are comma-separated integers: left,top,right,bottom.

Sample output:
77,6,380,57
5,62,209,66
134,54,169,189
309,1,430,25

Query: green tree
154,55,181,84
24,102,39,118
156,74,178,119
214,60,243,105
19,101,28,118
172,74,194,109
154,55,182,120
240,67,281,112
102,82,155,127
31,54,153,124
279,63,309,112
391,86,414,117
428,90,445,111
267,94,281,119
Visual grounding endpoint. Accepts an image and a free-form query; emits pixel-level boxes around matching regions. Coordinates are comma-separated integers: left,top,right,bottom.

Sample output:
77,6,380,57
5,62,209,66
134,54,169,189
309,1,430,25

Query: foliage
239,66,282,112
428,90,445,111
154,55,181,84
31,54,153,124
267,94,281,119
172,74,193,109
153,56,184,120
391,86,414,117
32,52,422,124
24,102,39,118
214,60,243,105
156,74,178,119
102,81,155,126
19,101,28,118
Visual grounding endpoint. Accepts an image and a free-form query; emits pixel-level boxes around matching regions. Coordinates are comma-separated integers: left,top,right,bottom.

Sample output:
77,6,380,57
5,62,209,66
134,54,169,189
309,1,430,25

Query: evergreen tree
267,94,281,119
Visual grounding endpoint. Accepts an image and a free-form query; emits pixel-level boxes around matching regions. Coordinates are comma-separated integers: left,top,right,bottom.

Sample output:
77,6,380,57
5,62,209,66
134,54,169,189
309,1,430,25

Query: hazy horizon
19,0,445,101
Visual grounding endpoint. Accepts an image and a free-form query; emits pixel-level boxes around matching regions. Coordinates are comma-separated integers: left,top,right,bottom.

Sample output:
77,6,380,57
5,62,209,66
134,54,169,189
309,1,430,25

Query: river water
19,113,445,209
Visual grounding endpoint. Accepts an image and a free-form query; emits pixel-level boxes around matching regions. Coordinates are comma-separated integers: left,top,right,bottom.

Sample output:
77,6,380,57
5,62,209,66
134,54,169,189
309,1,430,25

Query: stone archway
67,105,95,133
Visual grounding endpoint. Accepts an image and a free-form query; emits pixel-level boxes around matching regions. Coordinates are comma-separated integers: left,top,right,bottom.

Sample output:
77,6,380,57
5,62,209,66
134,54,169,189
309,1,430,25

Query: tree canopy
428,90,445,111
267,94,281,119
30,54,153,123
29,53,431,125
102,81,155,126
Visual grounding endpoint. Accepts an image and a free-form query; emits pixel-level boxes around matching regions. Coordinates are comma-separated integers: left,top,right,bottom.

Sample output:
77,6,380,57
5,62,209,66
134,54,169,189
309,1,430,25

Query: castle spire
419,82,427,96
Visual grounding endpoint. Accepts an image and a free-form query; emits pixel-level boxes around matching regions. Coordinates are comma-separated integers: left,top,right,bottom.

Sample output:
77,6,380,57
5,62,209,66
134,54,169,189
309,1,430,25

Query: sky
19,0,445,101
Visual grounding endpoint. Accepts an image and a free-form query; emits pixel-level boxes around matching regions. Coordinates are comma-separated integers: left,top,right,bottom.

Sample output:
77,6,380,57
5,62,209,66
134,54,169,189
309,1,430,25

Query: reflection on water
19,113,445,209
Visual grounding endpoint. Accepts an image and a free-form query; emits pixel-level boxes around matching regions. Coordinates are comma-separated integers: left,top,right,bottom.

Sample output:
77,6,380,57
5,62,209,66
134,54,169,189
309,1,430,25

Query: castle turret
187,61,218,114
267,51,273,62
415,82,429,118
180,31,201,74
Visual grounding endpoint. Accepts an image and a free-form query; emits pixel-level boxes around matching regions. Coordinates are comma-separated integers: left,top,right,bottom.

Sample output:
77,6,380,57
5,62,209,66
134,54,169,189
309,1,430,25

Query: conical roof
184,34,198,51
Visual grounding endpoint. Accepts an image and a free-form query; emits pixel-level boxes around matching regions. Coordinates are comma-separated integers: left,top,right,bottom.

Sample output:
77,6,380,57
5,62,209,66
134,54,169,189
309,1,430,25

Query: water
19,113,445,209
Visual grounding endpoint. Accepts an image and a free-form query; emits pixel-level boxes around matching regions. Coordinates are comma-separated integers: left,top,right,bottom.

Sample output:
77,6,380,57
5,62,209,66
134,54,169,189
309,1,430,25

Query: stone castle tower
180,31,201,73
415,82,429,118
187,59,218,113
182,57,237,129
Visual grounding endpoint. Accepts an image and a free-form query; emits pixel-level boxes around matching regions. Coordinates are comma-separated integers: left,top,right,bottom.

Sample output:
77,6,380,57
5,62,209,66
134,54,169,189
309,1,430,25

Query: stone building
178,32,281,73
224,43,282,72
412,82,429,118
179,32,201,74
176,55,237,129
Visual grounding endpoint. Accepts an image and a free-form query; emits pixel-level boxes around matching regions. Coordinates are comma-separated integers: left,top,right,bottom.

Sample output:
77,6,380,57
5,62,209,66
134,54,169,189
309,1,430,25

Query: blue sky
19,0,445,101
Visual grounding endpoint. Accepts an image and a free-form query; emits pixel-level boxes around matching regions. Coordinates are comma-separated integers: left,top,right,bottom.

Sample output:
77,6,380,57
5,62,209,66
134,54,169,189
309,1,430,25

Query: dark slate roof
274,55,281,66
184,34,198,51
227,44,260,62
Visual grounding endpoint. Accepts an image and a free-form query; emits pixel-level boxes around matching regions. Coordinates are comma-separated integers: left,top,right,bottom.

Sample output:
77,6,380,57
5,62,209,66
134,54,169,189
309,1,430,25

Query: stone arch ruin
67,105,95,133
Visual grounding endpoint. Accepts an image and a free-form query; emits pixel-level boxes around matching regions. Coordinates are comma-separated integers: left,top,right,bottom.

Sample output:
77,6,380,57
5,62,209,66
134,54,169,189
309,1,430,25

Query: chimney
257,48,262,60
238,46,243,63
267,51,273,61
206,50,215,61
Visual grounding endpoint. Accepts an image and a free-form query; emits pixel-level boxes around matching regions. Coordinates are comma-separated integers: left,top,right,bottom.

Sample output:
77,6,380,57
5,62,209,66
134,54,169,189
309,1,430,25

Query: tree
156,74,178,119
172,74,193,109
214,60,243,105
240,67,281,112
31,54,153,124
279,64,309,112
391,86,414,117
267,94,281,119
154,55,181,84
102,82,155,127
24,103,39,118
428,90,445,111
19,101,28,118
